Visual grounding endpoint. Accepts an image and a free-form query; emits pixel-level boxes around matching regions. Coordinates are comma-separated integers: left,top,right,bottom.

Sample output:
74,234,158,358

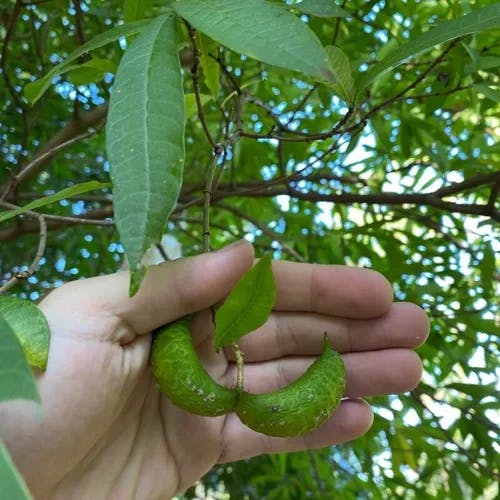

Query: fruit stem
233,343,244,392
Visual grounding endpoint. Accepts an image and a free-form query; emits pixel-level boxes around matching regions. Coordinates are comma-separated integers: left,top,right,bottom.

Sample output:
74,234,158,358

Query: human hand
0,240,428,499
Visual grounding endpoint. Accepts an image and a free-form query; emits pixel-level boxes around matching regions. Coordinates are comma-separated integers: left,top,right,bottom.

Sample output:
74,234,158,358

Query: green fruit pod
151,317,237,416
235,336,345,437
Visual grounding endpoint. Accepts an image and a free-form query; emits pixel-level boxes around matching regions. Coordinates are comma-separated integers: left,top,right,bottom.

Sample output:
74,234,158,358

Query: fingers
272,261,393,318
218,399,372,463
41,240,254,336
223,349,423,398
227,302,429,361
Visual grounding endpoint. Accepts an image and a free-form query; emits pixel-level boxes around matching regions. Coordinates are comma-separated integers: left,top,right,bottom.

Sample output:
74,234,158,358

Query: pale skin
0,240,429,499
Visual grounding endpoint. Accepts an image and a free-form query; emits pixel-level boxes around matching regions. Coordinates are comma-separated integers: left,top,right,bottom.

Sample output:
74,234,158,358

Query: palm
1,242,429,499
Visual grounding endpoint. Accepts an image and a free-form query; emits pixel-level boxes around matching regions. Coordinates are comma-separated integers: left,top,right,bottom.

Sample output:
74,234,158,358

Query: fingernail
216,239,248,254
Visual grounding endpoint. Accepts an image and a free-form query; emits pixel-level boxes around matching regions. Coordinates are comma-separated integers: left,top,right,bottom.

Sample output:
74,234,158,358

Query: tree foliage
1,0,499,498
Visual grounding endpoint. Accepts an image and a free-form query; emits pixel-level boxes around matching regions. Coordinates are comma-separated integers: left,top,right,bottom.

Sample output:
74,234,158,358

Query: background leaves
1,0,499,497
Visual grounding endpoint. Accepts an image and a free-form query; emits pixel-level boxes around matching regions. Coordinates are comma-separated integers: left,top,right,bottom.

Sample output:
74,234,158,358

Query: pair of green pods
150,317,346,437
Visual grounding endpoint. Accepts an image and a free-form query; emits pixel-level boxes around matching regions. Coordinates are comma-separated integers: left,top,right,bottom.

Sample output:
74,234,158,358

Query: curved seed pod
235,336,345,437
151,317,238,416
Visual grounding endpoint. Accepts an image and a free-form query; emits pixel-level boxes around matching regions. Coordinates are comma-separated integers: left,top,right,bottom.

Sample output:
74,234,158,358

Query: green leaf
123,0,152,23
454,460,484,494
0,440,33,500
24,19,152,104
198,33,220,99
445,382,497,400
184,93,212,119
0,297,51,371
474,83,500,104
214,255,276,348
324,46,355,104
390,432,418,472
106,15,185,294
295,0,349,18
0,314,40,403
173,0,334,82
0,181,109,223
456,314,500,336
355,4,500,99
479,242,495,295
68,57,118,87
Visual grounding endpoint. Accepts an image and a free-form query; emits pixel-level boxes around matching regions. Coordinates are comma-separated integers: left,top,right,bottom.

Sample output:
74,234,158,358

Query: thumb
73,239,254,334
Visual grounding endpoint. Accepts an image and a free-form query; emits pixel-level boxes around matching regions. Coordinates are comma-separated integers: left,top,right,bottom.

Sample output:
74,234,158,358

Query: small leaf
454,460,484,494
106,15,185,294
0,314,40,403
457,314,500,336
214,255,276,348
479,242,495,295
68,58,118,86
355,4,500,99
445,382,497,400
0,181,109,223
0,297,51,371
197,33,220,99
24,19,152,103
123,0,152,23
184,93,212,119
0,440,33,500
173,0,334,83
324,46,355,103
295,0,349,18
474,83,500,104
390,432,418,472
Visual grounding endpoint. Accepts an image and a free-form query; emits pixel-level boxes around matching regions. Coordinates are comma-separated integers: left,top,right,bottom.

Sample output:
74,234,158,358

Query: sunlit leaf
325,46,355,104
198,33,220,99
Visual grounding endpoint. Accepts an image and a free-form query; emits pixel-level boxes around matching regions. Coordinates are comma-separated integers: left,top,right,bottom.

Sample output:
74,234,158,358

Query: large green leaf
0,314,40,403
173,0,334,82
106,15,185,294
0,297,50,371
355,4,500,99
24,19,152,104
0,441,32,500
295,0,349,18
214,255,276,349
0,181,109,223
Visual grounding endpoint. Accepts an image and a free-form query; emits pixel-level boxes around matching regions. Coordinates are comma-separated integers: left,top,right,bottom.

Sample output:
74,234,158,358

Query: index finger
273,261,393,318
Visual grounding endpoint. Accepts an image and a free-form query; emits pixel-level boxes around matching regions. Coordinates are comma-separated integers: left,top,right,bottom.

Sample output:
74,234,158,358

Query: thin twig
0,214,47,294
186,23,216,148
233,343,244,391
